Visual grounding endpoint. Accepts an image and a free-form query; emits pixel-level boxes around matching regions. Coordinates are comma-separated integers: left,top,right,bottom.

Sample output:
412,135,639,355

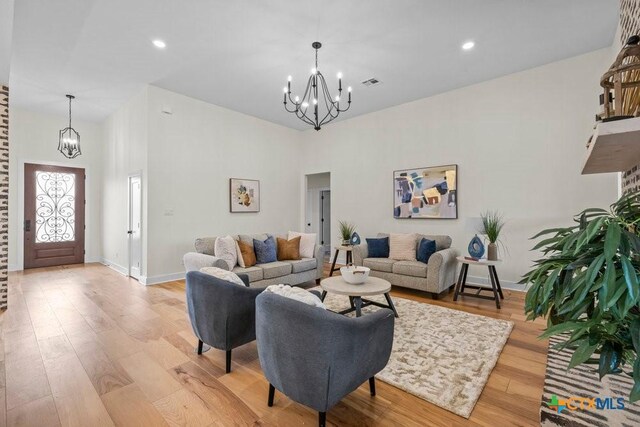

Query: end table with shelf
453,256,504,309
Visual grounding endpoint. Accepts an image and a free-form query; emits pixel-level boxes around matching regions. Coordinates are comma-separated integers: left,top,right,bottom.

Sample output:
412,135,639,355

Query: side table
329,245,353,276
453,256,504,309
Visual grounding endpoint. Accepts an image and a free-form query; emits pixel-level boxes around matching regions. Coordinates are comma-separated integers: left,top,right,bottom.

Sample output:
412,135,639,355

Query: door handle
127,230,133,234
24,220,31,232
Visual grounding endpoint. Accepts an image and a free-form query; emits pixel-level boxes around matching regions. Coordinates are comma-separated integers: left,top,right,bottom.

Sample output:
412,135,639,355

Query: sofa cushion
392,261,428,278
195,237,217,255
232,266,263,282
239,233,270,246
254,236,277,264
366,237,390,258
286,258,317,273
260,261,292,279
389,233,417,261
417,238,437,263
277,236,301,261
363,258,395,273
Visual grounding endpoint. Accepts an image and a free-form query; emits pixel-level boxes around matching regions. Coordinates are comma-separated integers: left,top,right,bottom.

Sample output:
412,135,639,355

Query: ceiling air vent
361,77,382,87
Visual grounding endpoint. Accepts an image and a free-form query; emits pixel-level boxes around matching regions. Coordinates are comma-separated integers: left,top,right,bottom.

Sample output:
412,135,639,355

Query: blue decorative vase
350,232,361,246
468,234,485,258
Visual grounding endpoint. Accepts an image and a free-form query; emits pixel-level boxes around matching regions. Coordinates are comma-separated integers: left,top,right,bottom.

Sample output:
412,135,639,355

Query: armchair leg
226,349,232,373
319,412,326,427
197,340,203,355
268,384,275,407
315,278,321,284
369,377,376,396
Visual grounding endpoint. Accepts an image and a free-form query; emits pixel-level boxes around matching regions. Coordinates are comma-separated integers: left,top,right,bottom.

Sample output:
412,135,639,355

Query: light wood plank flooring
0,263,547,426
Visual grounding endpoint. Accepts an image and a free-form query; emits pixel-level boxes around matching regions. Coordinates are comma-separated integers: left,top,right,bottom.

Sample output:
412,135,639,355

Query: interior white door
128,175,142,280
320,190,331,254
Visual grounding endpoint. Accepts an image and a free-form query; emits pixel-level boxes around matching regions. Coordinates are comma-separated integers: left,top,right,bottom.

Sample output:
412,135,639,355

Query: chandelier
283,42,352,130
58,94,81,159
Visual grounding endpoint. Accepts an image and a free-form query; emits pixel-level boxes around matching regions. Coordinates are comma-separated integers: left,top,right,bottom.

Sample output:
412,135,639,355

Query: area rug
316,289,513,418
540,335,640,427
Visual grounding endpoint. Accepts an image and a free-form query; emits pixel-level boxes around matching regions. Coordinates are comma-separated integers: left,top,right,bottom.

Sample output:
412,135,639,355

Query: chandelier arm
296,110,316,126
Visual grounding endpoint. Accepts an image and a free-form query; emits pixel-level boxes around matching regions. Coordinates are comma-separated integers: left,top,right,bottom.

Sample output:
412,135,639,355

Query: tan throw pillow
288,231,316,258
237,240,257,267
389,233,417,261
277,236,301,261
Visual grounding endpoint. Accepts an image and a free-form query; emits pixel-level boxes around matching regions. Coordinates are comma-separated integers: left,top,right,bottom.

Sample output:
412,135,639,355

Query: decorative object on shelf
58,94,81,159
339,265,370,285
350,231,361,246
522,191,640,403
338,221,356,246
282,41,352,131
229,178,260,213
393,165,457,219
480,211,504,261
598,35,640,122
467,234,485,259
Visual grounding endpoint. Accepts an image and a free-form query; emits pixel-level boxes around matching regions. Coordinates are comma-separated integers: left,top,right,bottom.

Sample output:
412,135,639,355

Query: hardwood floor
0,263,547,426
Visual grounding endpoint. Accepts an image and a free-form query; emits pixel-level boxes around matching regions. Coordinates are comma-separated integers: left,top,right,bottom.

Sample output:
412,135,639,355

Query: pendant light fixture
58,94,81,159
283,42,352,130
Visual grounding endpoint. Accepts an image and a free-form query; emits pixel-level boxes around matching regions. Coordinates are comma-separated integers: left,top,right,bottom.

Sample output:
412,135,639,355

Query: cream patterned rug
316,289,514,418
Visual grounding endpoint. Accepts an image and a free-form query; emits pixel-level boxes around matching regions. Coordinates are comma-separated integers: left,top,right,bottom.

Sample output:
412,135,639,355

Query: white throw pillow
288,231,316,259
389,233,417,261
235,240,245,268
214,235,238,270
265,284,326,309
200,267,246,286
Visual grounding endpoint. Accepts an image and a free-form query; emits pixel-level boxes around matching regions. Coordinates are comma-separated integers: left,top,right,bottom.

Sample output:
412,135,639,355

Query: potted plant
338,221,356,246
521,192,640,401
480,211,505,261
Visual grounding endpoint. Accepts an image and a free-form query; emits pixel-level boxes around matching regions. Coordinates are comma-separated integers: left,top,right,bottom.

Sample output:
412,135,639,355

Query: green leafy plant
338,221,356,242
521,192,640,401
480,211,505,243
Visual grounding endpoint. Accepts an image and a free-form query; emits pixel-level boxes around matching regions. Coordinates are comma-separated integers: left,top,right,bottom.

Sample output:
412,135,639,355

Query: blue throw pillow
366,237,390,258
417,238,437,263
254,236,277,264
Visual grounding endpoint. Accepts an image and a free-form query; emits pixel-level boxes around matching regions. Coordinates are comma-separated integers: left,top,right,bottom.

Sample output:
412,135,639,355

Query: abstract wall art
230,178,260,213
393,165,457,219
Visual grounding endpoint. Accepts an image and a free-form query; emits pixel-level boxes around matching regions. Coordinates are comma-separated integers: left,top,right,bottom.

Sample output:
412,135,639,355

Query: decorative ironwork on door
34,171,76,243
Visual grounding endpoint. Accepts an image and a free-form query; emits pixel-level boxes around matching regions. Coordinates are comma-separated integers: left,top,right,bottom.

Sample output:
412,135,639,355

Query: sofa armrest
183,252,229,272
426,247,459,294
353,243,368,266
313,244,324,279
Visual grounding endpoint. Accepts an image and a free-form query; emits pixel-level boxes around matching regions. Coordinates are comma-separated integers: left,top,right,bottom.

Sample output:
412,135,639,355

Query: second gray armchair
255,292,395,427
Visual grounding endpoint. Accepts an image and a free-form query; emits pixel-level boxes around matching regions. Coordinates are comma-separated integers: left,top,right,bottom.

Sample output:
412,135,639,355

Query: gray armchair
255,292,395,427
185,270,264,373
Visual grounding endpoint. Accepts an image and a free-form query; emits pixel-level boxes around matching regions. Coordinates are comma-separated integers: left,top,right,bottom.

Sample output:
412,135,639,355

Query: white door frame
127,172,142,278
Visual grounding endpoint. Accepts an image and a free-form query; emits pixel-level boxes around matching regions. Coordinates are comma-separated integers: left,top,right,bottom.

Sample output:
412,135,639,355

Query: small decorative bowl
340,266,371,284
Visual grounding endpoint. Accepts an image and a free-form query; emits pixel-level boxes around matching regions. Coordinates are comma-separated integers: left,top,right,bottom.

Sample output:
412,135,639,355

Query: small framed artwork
393,164,457,219
230,178,260,213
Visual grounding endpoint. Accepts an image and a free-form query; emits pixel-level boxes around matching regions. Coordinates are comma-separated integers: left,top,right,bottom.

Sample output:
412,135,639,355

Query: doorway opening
24,163,85,269
128,174,142,280
305,172,331,261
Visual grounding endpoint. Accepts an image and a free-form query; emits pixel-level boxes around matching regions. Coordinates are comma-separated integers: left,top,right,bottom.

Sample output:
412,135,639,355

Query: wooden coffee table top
320,276,391,296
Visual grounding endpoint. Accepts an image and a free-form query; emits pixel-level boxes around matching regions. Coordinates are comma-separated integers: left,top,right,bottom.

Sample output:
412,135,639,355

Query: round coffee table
320,276,399,318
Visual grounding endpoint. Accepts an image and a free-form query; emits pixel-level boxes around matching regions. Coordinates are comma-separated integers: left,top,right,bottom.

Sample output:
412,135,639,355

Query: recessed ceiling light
462,41,475,51
152,39,166,49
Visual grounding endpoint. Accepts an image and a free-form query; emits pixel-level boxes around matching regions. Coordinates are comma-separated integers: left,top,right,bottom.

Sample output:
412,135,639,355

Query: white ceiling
8,0,619,130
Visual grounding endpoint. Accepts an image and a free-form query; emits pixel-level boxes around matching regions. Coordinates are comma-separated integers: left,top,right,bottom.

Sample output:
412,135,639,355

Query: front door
24,163,85,269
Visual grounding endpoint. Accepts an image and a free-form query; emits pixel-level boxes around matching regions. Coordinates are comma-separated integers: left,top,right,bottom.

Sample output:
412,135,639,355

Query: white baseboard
465,274,529,292
100,258,128,276
140,271,185,286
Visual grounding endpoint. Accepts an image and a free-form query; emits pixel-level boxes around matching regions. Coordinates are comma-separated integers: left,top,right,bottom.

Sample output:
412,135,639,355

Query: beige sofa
183,233,323,288
353,233,459,298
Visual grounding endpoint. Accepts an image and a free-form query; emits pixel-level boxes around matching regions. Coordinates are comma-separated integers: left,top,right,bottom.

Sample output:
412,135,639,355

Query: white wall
141,86,302,282
8,107,103,270
300,48,619,286
101,87,149,276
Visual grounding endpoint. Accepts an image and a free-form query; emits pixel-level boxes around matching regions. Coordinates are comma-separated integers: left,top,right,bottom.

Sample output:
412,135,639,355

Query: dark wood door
24,163,85,269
